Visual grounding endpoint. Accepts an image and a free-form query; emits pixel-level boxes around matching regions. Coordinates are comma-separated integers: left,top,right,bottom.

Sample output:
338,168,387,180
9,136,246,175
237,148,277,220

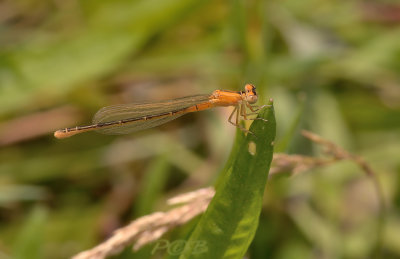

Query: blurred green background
1,0,400,258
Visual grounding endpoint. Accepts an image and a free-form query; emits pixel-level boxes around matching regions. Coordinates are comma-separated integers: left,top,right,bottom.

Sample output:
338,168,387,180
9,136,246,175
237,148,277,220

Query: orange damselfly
54,84,265,139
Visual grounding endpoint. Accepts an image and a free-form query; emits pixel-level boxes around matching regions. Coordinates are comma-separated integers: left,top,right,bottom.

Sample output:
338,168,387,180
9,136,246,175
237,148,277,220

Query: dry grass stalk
301,130,377,176
72,187,215,259
301,130,385,208
270,153,336,176
301,130,385,258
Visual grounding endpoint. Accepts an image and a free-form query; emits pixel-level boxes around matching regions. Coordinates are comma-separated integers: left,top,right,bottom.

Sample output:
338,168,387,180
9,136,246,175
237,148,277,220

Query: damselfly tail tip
54,129,77,139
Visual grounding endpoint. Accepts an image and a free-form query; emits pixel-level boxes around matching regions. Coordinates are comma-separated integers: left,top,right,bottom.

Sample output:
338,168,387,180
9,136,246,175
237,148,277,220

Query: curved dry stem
301,130,386,258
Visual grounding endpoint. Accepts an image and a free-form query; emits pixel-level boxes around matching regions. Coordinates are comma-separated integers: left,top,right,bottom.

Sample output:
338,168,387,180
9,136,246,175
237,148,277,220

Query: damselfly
54,84,266,139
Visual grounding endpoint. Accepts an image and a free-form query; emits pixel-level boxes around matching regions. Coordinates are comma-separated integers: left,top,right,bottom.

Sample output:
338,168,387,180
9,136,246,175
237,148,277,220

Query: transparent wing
92,94,211,135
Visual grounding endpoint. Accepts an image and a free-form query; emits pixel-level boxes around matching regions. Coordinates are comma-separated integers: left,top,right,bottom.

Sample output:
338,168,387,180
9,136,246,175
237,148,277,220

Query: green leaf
179,100,276,259
13,206,48,259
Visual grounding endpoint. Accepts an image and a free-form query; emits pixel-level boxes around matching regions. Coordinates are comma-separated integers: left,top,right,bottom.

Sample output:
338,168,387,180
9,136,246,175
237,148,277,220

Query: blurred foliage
0,0,400,258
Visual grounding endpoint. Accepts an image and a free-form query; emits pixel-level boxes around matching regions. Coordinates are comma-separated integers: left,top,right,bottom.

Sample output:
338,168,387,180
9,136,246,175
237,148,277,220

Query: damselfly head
244,84,258,104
